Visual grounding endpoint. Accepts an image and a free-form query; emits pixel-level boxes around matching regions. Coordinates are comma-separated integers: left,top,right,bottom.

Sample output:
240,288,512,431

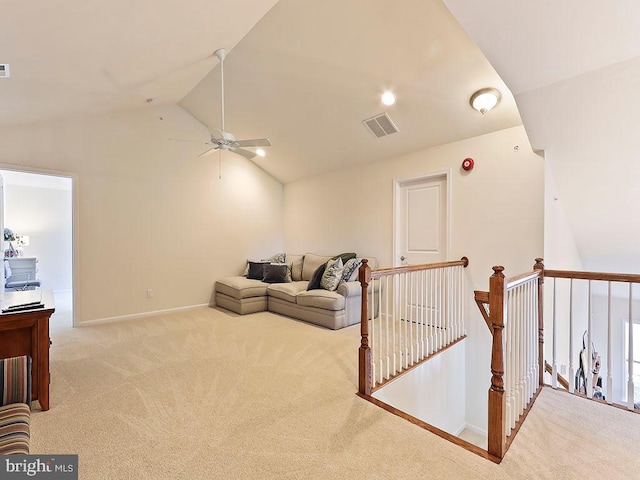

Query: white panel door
396,175,448,266
394,174,449,330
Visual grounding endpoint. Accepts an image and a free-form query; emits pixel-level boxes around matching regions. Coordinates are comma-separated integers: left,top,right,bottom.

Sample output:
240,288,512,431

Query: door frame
0,162,78,327
392,170,452,268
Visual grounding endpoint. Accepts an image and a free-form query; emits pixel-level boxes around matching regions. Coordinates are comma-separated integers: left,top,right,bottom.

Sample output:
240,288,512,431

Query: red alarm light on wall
462,158,474,171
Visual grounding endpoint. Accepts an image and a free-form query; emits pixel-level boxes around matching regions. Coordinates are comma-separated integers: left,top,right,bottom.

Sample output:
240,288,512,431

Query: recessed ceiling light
381,91,396,106
256,148,266,157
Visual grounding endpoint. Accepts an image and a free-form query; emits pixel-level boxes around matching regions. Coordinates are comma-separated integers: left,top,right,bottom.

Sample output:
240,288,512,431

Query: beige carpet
32,306,640,479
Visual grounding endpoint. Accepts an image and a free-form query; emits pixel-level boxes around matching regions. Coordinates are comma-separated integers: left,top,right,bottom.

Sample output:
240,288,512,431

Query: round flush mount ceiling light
256,148,266,157
470,88,501,115
381,90,396,106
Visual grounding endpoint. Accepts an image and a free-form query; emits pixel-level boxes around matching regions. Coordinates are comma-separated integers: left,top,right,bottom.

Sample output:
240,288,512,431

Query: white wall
542,158,588,388
373,341,466,435
0,105,284,324
283,125,544,432
4,183,72,291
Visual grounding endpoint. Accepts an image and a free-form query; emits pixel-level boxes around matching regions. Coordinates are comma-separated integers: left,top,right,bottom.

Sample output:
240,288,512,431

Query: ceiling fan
196,48,271,160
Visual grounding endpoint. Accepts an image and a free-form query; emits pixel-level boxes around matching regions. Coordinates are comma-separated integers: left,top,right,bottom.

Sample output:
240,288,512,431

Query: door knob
400,256,406,261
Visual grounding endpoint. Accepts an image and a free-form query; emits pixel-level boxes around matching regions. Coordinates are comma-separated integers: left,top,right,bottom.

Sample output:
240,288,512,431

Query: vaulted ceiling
1,0,521,184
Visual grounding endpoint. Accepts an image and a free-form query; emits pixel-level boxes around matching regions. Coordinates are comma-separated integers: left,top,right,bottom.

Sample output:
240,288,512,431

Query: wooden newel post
534,258,545,387
358,259,372,396
488,265,506,460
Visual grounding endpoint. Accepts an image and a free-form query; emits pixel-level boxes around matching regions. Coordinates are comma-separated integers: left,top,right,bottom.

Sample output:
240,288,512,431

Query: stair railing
475,260,544,461
358,257,469,396
541,263,640,410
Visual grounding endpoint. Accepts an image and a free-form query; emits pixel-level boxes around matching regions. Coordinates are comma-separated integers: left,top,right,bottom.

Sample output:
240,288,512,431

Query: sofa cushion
262,264,290,283
285,254,304,281
321,258,344,291
216,277,269,300
302,253,334,281
297,289,345,311
267,281,308,303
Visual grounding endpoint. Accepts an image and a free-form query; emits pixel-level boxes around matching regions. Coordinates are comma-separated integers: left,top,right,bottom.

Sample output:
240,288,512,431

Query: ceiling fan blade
231,147,257,160
234,138,272,148
199,146,219,157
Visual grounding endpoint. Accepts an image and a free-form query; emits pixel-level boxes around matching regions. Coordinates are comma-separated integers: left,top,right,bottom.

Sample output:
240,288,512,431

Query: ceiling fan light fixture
256,148,266,157
470,88,501,115
381,90,396,106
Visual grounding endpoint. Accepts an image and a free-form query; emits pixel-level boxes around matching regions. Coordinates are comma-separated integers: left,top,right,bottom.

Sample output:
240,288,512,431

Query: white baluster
628,283,634,410
607,281,613,404
517,285,524,418
531,279,544,393
391,276,397,376
460,265,465,336
552,278,558,389
587,280,593,398
568,279,574,394
429,268,434,354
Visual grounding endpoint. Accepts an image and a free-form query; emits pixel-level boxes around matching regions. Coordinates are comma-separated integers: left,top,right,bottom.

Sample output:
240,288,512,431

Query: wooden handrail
370,257,469,279
544,269,640,283
473,290,492,331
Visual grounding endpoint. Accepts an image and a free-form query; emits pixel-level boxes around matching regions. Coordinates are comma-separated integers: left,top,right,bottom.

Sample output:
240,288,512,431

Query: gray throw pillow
332,252,357,264
247,261,269,280
268,262,293,282
262,264,290,283
307,263,327,290
321,258,344,291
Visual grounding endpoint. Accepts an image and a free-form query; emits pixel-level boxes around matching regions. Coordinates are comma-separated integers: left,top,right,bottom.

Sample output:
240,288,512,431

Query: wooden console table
0,290,55,410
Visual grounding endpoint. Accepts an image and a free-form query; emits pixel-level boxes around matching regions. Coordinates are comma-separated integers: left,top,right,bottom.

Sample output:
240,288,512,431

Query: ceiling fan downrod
214,48,226,133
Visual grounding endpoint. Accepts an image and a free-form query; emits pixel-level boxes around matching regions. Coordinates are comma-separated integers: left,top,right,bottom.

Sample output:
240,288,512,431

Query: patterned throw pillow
320,258,344,291
341,258,362,283
263,253,286,264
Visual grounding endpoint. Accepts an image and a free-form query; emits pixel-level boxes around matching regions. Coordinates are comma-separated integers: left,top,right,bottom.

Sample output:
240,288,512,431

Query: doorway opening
0,169,74,328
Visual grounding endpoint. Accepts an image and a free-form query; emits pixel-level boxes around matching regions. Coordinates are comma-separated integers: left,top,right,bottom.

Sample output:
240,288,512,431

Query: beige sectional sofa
215,253,377,330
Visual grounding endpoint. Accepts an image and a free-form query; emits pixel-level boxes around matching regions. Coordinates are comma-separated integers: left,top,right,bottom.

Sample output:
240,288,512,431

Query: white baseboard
79,303,210,326
461,423,487,437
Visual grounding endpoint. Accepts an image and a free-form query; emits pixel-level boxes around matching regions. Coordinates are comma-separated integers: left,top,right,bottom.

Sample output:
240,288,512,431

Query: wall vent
0,65,9,78
363,112,399,138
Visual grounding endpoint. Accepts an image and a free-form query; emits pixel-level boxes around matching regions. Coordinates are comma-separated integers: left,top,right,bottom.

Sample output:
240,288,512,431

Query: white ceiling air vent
363,112,399,138
0,65,9,78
